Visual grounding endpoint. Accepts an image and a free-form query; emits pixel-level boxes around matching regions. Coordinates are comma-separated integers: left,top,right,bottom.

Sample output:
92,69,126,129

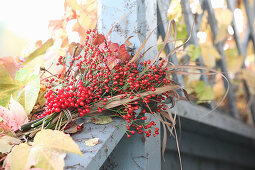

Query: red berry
77,125,82,131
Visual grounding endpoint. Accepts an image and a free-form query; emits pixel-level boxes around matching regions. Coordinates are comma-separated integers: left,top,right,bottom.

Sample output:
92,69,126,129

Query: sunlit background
0,0,248,57
0,0,65,57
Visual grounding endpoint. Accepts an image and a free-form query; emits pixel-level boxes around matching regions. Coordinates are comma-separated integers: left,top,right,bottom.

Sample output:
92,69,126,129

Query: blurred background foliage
0,0,254,125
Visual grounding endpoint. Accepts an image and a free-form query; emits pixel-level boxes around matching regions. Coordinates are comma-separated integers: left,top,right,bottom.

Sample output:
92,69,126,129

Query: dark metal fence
158,0,255,121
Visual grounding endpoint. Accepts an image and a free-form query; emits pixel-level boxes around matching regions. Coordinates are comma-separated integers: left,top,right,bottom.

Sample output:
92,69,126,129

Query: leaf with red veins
66,10,77,21
107,42,130,62
0,96,28,131
93,34,106,46
118,44,130,62
0,121,12,135
0,56,21,79
108,42,119,52
106,56,121,70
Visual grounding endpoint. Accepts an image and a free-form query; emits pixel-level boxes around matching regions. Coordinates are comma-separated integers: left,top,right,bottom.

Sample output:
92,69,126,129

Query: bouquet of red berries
18,29,186,139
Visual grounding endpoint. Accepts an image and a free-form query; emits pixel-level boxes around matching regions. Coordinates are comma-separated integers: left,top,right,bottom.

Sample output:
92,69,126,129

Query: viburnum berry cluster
36,29,175,138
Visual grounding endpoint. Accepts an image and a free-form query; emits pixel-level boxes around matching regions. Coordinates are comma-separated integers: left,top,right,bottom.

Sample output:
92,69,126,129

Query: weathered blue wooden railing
65,0,255,169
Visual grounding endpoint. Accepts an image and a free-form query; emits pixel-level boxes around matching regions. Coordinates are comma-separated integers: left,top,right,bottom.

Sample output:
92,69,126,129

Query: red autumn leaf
93,34,106,46
0,121,12,135
0,56,21,79
106,56,121,70
108,42,119,52
118,44,130,62
35,40,42,48
66,10,78,21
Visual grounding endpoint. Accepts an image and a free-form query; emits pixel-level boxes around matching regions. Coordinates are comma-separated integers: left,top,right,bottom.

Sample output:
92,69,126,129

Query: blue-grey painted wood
163,149,255,170
165,130,255,168
100,132,148,170
169,101,255,140
65,118,126,170
136,1,162,169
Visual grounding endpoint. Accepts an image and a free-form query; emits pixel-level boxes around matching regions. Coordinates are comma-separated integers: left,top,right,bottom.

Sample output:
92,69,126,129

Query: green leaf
37,90,47,107
25,74,40,114
195,81,214,102
14,66,41,114
176,20,188,40
15,67,31,83
23,38,54,64
185,44,201,61
0,65,23,107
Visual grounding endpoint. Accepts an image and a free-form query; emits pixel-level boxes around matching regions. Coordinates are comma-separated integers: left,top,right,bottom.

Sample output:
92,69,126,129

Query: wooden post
98,0,161,169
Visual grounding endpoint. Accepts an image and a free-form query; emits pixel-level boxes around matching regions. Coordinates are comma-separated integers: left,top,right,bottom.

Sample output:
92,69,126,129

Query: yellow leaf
85,138,99,146
0,136,20,154
200,42,221,68
242,70,255,95
6,130,82,170
28,147,66,170
65,0,81,10
184,78,199,94
225,48,243,74
6,143,31,170
77,0,97,29
33,129,83,156
78,11,93,29
167,0,182,21
213,73,225,100
214,8,232,43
